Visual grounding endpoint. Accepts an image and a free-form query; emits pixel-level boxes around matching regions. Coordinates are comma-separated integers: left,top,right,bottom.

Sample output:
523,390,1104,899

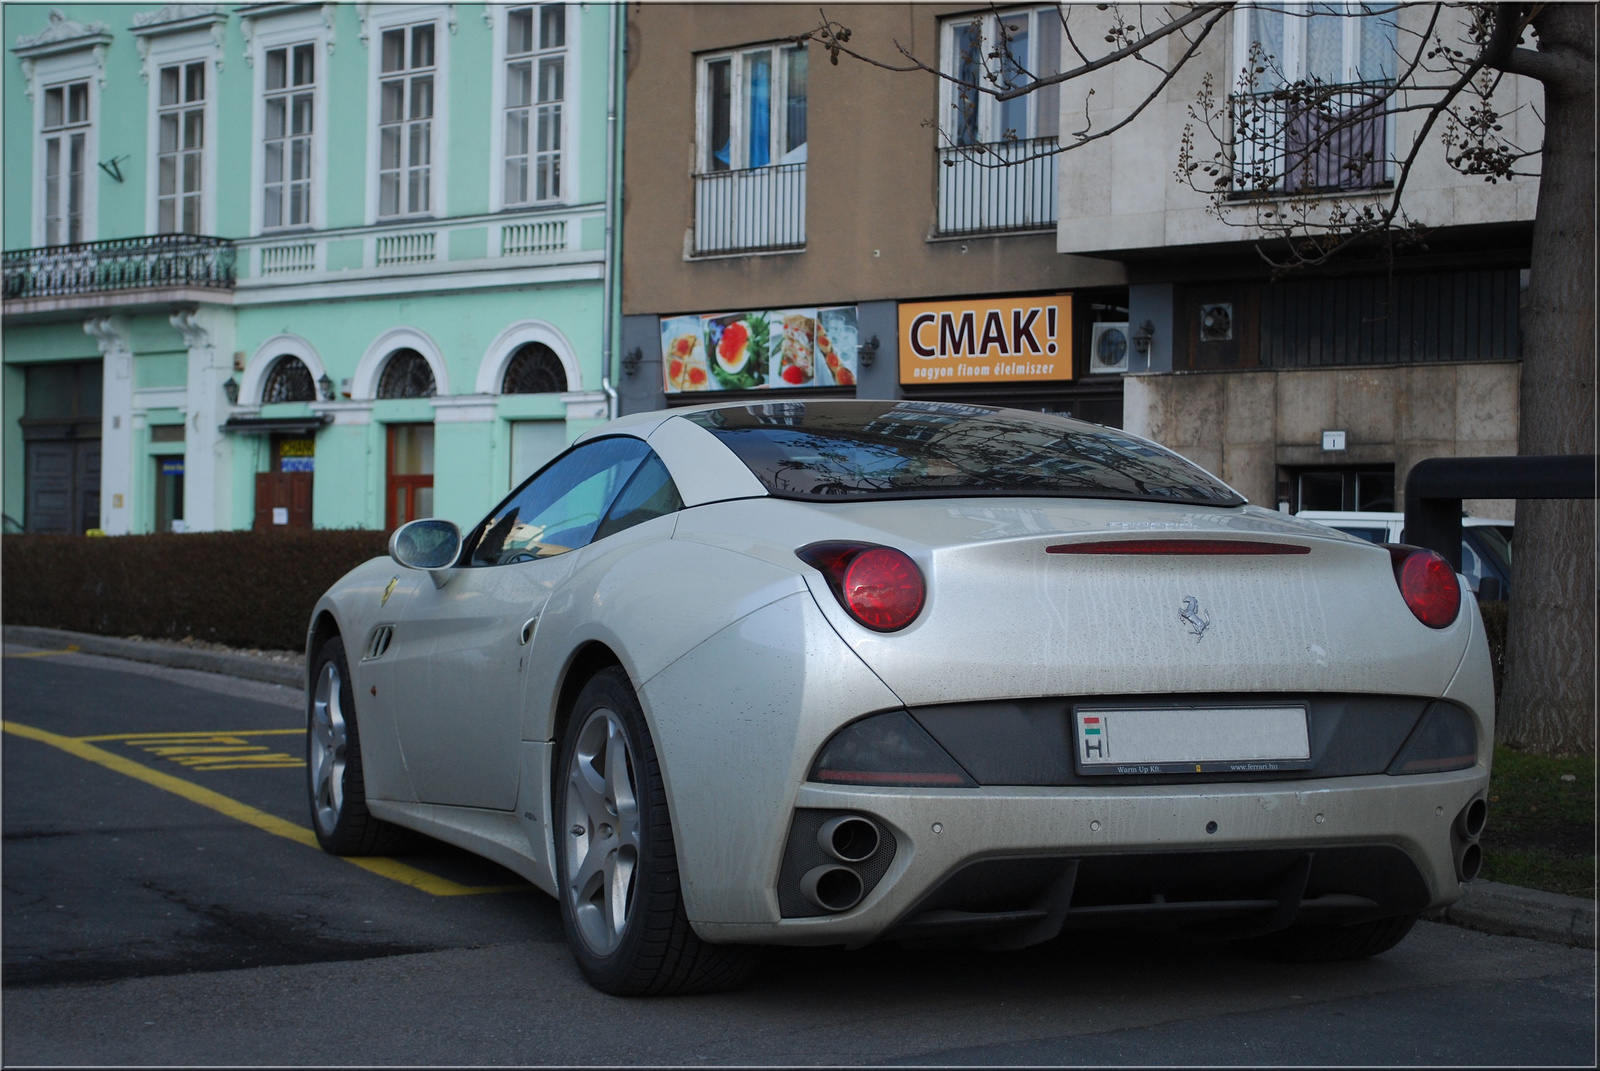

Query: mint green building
3,3,624,535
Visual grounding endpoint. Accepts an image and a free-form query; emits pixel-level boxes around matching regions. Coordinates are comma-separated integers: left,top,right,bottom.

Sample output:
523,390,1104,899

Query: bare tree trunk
1497,4,1597,753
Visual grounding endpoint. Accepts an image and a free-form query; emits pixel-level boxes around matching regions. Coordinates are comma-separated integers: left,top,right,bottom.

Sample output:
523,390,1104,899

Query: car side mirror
389,519,462,585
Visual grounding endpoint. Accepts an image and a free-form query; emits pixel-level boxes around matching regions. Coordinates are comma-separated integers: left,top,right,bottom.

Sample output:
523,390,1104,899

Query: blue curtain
747,52,771,168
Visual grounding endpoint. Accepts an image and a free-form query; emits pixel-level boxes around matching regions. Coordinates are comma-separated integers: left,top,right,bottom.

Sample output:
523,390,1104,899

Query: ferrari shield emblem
382,577,399,607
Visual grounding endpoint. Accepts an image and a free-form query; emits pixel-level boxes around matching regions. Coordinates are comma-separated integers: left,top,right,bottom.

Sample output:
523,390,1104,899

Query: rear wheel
555,666,758,995
1237,912,1418,962
306,637,408,855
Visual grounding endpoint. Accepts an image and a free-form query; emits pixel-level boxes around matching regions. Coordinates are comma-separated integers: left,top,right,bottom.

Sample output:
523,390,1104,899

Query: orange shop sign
898,294,1073,385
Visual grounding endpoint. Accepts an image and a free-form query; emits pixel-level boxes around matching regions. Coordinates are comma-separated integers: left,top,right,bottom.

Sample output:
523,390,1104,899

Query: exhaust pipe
817,815,880,863
1457,797,1488,840
1455,841,1483,882
800,865,864,912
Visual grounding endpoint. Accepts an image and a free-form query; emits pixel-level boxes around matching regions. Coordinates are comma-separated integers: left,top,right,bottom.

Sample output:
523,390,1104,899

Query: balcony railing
693,162,806,255
3,234,236,301
1228,82,1394,195
936,136,1058,236
236,206,592,284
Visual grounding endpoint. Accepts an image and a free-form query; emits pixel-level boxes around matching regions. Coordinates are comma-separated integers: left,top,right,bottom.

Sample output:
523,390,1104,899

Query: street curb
6,622,1593,949
1428,879,1597,949
3,625,304,689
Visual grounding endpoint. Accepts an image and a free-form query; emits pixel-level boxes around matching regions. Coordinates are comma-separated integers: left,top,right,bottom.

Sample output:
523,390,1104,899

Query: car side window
470,437,651,566
592,453,684,543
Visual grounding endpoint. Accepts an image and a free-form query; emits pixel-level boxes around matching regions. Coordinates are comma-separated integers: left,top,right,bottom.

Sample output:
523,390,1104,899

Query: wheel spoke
570,760,609,830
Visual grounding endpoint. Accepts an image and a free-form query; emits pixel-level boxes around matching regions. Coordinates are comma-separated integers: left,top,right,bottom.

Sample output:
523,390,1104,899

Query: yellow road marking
2,720,524,897
4,645,81,658
79,729,303,741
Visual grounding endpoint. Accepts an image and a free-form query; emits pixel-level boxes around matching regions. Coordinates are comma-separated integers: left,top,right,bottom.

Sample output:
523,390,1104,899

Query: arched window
501,342,568,394
261,355,317,403
377,348,436,399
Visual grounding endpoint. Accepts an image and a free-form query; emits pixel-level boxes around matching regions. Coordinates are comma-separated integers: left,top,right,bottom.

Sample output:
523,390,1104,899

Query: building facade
617,3,1130,424
619,3,1532,523
4,3,625,535
1055,2,1535,518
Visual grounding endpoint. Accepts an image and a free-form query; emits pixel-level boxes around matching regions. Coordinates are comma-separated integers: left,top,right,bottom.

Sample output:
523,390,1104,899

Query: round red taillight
840,547,925,632
1398,549,1461,628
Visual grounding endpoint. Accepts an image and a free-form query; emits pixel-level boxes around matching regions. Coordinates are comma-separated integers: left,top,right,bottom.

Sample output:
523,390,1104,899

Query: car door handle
519,616,539,646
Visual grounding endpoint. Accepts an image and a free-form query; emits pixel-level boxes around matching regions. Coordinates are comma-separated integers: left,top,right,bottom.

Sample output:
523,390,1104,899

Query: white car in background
1294,511,1514,599
304,401,1493,995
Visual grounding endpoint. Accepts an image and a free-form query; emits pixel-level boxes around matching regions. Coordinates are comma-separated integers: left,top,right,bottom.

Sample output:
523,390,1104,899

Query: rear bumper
691,766,1488,945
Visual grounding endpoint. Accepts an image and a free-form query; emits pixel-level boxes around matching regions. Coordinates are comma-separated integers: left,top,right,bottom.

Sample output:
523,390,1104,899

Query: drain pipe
598,1,623,420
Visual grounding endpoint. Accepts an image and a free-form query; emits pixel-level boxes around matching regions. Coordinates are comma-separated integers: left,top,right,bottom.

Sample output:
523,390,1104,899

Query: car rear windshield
686,401,1244,507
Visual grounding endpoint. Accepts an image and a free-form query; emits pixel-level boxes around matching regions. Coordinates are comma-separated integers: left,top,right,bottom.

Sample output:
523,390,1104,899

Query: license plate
1075,705,1311,775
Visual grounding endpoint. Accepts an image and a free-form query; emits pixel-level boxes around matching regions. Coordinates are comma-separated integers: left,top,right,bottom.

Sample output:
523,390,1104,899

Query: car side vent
364,625,394,661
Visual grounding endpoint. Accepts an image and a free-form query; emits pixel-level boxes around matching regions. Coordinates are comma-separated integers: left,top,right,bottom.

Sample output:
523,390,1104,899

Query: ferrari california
305,400,1492,994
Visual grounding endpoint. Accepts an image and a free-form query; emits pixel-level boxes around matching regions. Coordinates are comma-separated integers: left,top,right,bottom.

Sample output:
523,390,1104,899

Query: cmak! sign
898,294,1073,385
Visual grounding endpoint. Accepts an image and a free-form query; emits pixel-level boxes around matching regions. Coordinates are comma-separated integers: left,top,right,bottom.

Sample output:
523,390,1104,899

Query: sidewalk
4,624,302,688
4,623,1594,949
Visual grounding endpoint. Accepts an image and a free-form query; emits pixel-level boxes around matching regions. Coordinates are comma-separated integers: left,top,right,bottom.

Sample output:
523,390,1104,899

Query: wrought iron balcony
693,162,807,255
1227,82,1394,196
936,136,1058,236
3,234,236,302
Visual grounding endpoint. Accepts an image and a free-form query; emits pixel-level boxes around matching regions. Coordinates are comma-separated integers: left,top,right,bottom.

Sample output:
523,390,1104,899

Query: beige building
618,3,1130,424
619,4,1533,518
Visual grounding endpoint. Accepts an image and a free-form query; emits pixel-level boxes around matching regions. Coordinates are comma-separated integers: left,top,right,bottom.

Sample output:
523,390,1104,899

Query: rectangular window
697,44,807,173
504,5,565,205
1232,2,1399,192
41,80,90,245
386,424,435,528
157,62,206,233
935,7,1060,234
940,7,1061,147
264,43,315,229
379,23,436,217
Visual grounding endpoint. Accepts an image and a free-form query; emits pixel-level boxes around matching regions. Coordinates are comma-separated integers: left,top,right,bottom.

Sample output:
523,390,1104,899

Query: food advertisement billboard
897,294,1074,385
660,307,860,394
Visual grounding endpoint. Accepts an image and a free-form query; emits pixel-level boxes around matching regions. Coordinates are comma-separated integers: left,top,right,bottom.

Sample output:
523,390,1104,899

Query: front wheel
555,667,758,995
306,637,407,855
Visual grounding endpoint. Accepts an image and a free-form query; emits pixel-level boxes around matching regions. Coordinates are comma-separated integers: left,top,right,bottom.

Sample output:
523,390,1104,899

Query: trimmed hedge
2,530,389,652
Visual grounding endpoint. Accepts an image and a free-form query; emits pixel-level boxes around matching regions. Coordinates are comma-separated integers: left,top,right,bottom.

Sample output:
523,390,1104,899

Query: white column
85,316,133,536
171,306,236,532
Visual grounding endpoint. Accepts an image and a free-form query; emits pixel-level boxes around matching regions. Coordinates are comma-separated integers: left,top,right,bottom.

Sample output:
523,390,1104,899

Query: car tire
555,666,759,995
1237,912,1419,962
306,636,409,856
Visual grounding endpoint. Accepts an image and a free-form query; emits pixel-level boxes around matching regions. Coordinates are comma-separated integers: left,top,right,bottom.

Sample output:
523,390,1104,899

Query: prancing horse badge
382,577,399,607
1179,595,1211,641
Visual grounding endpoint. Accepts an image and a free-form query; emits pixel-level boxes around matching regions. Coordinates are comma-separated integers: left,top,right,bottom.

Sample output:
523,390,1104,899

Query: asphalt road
3,645,1595,1066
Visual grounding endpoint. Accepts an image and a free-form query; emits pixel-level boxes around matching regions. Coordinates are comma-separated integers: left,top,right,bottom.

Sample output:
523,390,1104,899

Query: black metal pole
1403,455,1597,570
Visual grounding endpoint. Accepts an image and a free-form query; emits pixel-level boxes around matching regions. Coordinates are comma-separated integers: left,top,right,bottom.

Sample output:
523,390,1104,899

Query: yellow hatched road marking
1,720,524,897
4,645,81,659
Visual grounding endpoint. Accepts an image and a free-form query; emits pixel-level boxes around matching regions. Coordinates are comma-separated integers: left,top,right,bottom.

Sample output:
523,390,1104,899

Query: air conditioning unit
1089,322,1130,374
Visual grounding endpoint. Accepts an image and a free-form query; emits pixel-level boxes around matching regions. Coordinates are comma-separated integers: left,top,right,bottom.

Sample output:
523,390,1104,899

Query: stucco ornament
12,8,114,94
13,9,109,49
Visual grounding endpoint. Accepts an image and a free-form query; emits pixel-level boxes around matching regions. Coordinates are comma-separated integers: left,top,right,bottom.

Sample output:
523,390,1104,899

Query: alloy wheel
309,660,348,836
564,707,641,957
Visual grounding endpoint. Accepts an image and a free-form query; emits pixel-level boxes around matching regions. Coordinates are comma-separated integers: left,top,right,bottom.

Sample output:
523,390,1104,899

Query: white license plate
1075,705,1311,775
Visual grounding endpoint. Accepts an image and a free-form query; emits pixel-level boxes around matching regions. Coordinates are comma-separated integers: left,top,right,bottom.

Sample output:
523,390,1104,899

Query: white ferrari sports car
305,400,1492,995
